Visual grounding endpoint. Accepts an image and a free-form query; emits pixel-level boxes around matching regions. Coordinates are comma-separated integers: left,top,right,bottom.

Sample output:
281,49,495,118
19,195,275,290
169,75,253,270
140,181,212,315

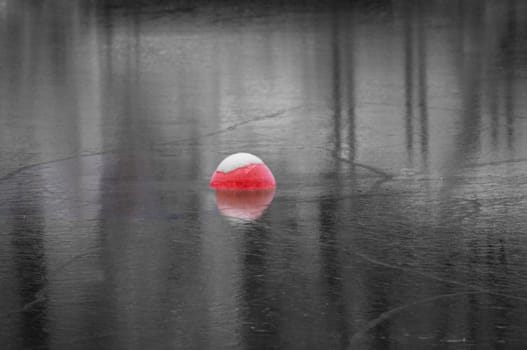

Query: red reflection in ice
215,188,275,220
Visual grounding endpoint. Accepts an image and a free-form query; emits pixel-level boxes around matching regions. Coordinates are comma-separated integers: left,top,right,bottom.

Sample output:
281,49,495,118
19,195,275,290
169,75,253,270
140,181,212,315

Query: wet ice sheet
1,0,527,349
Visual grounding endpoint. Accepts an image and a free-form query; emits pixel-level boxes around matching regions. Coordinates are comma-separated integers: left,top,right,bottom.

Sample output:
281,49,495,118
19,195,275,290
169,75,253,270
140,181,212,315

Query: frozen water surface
1,0,527,349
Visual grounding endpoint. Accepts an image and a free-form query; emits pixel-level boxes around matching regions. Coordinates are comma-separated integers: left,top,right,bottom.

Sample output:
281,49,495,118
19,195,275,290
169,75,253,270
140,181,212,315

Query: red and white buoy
210,153,276,190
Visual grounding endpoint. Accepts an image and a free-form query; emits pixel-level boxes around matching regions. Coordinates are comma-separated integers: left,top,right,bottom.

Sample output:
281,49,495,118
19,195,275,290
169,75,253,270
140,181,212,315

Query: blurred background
1,0,527,348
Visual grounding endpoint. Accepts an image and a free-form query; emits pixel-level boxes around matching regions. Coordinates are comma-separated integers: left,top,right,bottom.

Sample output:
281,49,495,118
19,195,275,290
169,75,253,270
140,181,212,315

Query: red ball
210,153,276,190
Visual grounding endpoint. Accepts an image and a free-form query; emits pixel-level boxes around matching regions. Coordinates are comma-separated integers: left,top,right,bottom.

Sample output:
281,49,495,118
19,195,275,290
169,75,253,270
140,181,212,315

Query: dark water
1,0,527,349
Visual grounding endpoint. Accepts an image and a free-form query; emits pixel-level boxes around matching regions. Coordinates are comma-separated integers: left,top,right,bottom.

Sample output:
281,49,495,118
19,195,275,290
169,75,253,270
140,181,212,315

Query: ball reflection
215,188,275,220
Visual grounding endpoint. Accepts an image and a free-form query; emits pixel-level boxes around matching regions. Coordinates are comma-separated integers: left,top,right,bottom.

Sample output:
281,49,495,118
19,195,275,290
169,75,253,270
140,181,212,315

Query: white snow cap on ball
216,153,264,173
